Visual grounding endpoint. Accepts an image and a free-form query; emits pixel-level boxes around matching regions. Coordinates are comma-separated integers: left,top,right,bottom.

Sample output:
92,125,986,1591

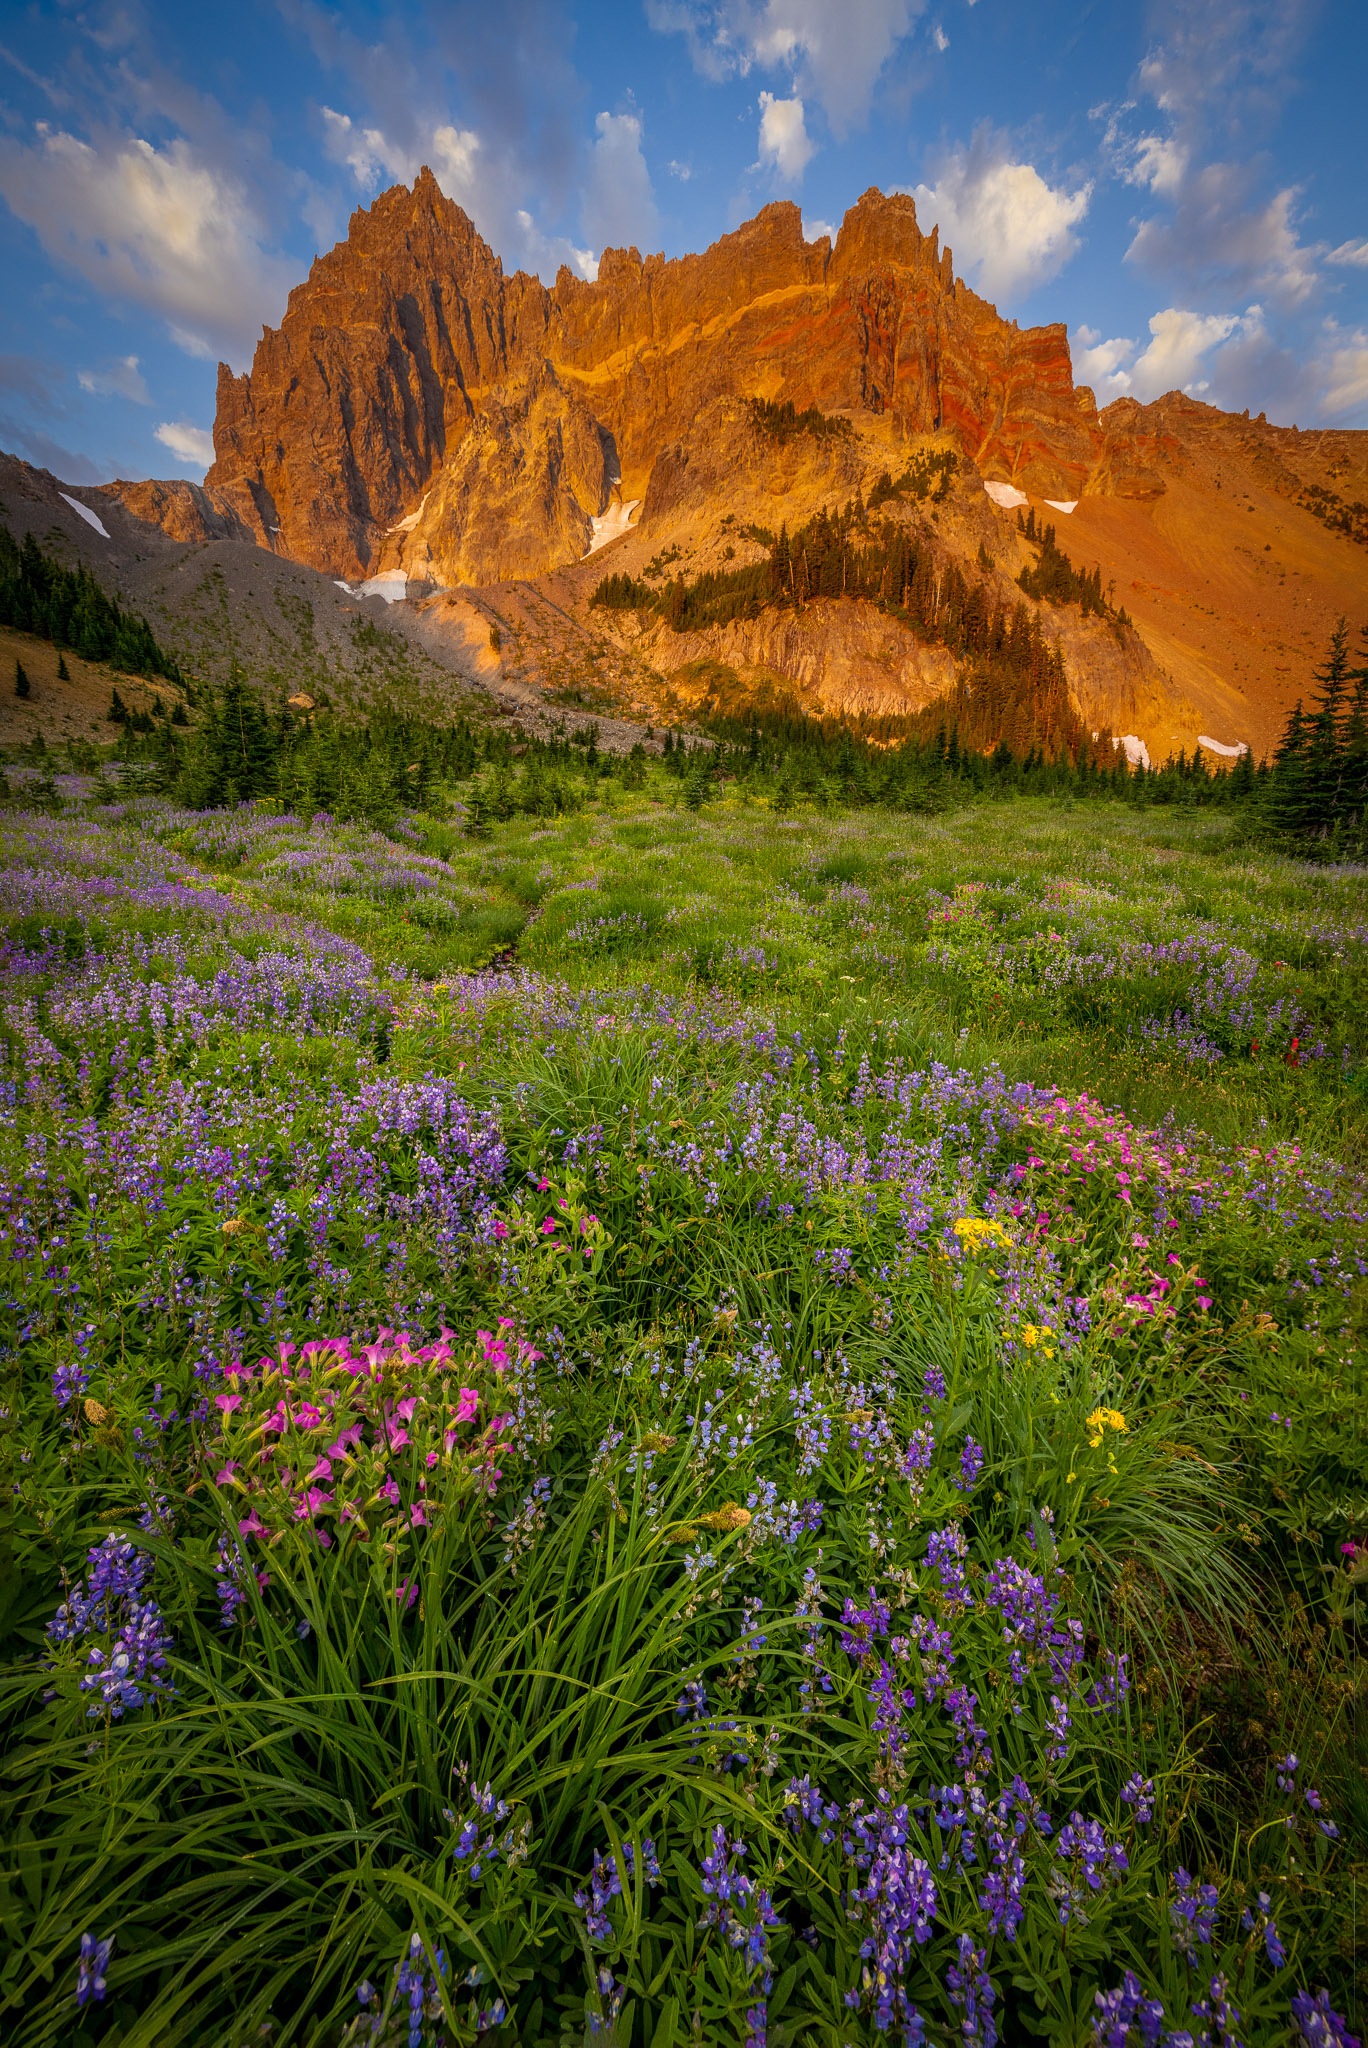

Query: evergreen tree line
0,525,183,682
103,669,635,825
1014,507,1130,624
867,450,959,509
1268,620,1368,849
594,501,1111,657
689,694,1255,814
748,397,854,443
36,661,1276,830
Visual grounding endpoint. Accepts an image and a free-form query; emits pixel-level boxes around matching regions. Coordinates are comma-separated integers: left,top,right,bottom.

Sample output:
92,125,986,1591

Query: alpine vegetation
0,766,1363,2048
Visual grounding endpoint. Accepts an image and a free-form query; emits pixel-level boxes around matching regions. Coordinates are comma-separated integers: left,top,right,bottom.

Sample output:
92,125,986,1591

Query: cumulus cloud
581,111,660,253
646,0,923,132
912,127,1090,305
0,125,292,365
512,210,597,282
1128,169,1321,308
757,92,813,182
78,355,149,403
1135,0,1315,135
320,102,598,280
1103,5,1331,328
1071,326,1136,399
803,213,835,243
155,420,215,470
1128,305,1263,400
931,23,948,52
1124,132,1188,198
1328,239,1368,270
1319,330,1368,417
321,107,481,207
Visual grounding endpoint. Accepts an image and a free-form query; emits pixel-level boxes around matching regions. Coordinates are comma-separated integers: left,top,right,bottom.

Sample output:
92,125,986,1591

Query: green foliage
867,449,959,507
0,793,1364,2041
13,658,29,700
747,395,854,442
0,522,182,681
1015,508,1123,622
1268,619,1368,850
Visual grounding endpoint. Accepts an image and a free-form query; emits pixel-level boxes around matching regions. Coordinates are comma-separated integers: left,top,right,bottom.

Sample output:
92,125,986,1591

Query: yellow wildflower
953,1216,1011,1252
1085,1407,1127,1450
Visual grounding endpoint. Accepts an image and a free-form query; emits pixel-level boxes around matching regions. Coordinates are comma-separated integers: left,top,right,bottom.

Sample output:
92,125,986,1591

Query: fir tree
1305,618,1350,824
14,658,29,699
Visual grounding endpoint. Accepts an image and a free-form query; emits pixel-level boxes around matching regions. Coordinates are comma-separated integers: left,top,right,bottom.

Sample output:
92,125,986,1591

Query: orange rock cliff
103,172,1367,760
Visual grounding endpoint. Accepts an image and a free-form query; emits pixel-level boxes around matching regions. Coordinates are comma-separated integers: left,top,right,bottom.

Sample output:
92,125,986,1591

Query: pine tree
1267,700,1315,838
1304,617,1350,828
14,658,29,699
464,776,491,839
57,652,70,681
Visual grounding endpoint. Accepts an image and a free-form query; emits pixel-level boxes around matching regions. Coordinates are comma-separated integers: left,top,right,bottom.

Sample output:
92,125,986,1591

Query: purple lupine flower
926,1524,972,1605
1044,1692,1071,1762
1121,1774,1154,1825
75,1932,114,2006
1191,1972,1242,2046
946,1932,996,2048
1240,1892,1286,1970
1086,1650,1130,1710
1092,1970,1165,2047
1290,1988,1360,2045
1169,1867,1220,1960
52,1360,90,1411
902,1428,935,1484
783,1774,839,1843
839,1594,891,1658
213,1533,251,1628
957,1436,985,1491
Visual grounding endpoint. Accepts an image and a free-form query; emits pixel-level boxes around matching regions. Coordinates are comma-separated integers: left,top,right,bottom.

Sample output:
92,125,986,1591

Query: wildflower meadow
0,773,1364,2047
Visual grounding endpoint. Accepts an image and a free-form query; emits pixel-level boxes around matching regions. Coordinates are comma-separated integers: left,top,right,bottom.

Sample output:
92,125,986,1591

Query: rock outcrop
202,175,1164,584
96,477,256,547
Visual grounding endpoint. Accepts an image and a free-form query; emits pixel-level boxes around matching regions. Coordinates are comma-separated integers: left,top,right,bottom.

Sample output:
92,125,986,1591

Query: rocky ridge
81,175,1368,760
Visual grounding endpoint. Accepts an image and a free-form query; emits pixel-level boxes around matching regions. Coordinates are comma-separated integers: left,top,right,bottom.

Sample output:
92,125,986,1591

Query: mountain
57,177,1368,759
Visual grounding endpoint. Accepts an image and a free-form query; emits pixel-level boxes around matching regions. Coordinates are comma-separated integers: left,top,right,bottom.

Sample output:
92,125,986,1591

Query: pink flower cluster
208,1323,540,1554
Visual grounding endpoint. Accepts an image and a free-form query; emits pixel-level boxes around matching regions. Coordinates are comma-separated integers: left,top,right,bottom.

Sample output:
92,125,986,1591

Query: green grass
0,786,1364,2045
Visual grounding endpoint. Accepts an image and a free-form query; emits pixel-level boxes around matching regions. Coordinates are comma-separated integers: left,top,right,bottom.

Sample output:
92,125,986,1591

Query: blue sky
1,0,1364,485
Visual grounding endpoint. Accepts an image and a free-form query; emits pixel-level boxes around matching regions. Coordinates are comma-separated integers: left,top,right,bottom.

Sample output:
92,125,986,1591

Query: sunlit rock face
198,172,1159,585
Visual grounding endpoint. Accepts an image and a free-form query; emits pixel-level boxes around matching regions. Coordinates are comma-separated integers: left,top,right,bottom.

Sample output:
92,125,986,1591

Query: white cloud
932,23,948,52
912,127,1090,304
1328,239,1368,270
646,0,923,132
668,159,693,181
1071,327,1136,399
1128,172,1320,308
513,210,597,281
78,355,150,403
155,420,215,470
321,106,481,210
0,125,292,364
802,214,835,243
320,103,598,282
582,111,660,253
757,91,813,181
1319,330,1368,417
1124,133,1188,198
1128,305,1263,400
